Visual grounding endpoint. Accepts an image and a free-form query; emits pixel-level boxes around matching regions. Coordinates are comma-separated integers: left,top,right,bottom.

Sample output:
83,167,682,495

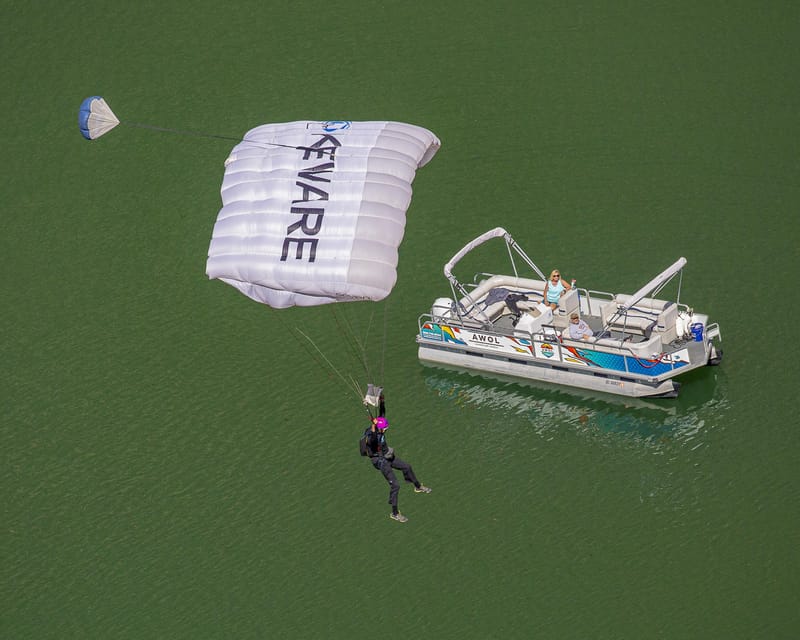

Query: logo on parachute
322,121,351,132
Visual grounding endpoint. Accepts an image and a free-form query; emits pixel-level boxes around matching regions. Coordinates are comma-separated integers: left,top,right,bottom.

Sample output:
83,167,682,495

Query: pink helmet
375,417,389,430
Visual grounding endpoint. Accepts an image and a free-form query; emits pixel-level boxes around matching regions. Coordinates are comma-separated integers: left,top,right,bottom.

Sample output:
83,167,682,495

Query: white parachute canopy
206,120,440,308
78,96,120,140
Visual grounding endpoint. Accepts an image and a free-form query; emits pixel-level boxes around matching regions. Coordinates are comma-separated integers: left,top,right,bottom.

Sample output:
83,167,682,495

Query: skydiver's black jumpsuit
364,398,422,514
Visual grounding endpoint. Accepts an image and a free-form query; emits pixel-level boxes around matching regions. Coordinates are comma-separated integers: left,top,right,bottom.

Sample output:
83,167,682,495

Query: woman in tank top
543,269,571,310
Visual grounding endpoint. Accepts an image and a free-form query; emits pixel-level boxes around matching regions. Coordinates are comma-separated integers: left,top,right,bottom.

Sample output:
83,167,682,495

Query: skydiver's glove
383,447,395,461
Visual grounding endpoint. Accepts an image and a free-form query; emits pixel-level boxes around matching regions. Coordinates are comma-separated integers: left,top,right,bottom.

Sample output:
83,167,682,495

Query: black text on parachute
205,120,440,308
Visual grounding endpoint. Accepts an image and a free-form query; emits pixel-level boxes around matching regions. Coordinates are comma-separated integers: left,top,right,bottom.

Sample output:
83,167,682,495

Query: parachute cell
78,96,120,140
206,120,440,308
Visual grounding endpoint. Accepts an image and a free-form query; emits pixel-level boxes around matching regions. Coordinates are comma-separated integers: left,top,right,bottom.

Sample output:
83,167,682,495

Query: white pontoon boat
416,228,723,398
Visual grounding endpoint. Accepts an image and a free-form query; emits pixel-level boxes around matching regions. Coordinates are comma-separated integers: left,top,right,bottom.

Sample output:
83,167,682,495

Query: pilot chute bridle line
79,96,359,158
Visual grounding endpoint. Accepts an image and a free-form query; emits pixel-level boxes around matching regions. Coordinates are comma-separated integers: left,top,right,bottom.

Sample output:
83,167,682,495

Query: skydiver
362,395,431,523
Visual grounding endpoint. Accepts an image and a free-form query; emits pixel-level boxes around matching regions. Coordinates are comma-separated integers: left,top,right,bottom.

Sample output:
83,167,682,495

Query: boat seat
468,287,543,323
517,299,540,312
550,288,580,329
457,300,504,323
600,294,675,337
608,313,656,337
653,302,678,343
481,300,511,321
589,335,631,348
455,276,575,327
626,333,664,359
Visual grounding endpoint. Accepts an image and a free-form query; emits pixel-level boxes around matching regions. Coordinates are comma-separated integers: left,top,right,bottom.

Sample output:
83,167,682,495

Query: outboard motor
432,297,454,321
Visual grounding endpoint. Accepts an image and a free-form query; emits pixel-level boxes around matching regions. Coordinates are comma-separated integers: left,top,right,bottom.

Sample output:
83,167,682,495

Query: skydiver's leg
390,458,420,488
375,458,400,513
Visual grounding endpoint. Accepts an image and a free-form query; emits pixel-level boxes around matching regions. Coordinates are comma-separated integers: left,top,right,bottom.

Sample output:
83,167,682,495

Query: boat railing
417,311,488,332
582,289,615,317
471,272,496,285
705,322,722,341
530,327,684,379
417,313,685,380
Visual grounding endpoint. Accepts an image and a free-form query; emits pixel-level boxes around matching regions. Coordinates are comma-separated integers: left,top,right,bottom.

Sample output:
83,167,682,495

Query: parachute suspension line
330,306,373,384
273,314,326,374
358,306,377,383
379,299,389,384
294,327,363,403
270,310,361,404
338,299,389,387
333,311,368,393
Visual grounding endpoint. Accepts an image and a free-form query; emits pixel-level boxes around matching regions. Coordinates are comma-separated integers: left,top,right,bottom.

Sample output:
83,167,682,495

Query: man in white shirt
568,312,594,340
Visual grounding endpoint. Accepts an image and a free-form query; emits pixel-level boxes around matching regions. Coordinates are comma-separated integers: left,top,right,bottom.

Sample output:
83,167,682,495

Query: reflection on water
422,364,729,449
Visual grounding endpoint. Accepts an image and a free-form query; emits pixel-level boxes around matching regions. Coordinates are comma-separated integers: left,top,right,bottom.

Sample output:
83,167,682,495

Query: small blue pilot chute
78,96,120,140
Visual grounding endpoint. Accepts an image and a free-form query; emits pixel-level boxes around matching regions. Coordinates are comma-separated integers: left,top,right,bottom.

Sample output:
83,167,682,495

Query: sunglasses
552,274,560,279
